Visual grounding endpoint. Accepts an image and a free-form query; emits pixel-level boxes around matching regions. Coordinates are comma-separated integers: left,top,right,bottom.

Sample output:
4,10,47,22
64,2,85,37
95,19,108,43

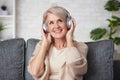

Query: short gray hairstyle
43,6,70,22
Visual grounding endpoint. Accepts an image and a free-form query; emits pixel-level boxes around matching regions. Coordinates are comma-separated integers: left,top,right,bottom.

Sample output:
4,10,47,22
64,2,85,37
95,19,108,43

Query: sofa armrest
114,60,120,80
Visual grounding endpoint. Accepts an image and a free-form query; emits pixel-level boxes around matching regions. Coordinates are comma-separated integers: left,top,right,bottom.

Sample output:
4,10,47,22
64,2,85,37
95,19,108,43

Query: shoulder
73,41,88,57
74,41,88,49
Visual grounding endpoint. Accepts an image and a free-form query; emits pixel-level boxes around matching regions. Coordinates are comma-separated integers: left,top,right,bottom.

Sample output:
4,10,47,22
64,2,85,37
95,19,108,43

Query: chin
52,34,66,39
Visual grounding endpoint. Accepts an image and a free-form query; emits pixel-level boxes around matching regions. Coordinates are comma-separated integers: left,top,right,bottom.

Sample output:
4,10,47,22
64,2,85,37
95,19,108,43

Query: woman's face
46,13,68,39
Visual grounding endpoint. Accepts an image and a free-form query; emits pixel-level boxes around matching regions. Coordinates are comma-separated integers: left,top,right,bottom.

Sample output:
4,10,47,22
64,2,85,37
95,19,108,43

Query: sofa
0,38,119,80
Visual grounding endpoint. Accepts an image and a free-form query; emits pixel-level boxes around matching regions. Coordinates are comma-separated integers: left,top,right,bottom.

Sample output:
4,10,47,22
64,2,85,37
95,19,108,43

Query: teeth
54,29,62,33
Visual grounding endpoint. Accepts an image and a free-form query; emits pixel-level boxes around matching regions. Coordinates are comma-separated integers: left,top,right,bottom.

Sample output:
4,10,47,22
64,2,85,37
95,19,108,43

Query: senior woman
28,6,88,80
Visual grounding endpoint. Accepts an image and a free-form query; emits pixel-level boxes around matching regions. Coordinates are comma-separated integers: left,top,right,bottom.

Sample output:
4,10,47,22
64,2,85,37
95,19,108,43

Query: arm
65,42,88,76
65,18,88,76
28,41,48,78
28,28,52,79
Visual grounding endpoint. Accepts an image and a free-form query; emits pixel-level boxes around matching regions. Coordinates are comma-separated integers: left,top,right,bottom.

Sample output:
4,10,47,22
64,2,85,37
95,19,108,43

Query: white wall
16,0,119,42
0,0,14,40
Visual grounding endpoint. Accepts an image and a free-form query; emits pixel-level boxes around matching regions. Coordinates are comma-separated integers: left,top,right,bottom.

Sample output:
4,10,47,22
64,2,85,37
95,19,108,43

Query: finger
48,33,52,41
72,18,76,29
72,18,76,28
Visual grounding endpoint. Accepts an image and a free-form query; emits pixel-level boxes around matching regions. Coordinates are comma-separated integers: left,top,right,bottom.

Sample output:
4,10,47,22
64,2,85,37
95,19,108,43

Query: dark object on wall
0,5,8,15
1,5,7,11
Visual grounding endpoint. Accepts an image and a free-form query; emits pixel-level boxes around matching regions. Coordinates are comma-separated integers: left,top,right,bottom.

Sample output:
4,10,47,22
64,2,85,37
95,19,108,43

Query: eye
49,21,54,25
58,19,63,23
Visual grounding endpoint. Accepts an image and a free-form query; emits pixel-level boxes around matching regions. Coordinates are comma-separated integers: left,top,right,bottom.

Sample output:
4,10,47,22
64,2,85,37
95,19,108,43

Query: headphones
42,15,72,33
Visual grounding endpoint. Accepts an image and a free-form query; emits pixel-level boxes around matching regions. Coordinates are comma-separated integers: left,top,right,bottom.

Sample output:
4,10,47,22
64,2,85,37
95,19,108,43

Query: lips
54,29,63,33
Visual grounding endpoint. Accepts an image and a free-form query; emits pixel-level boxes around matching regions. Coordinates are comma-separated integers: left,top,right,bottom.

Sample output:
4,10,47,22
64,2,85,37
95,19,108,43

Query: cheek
48,27,53,33
64,29,68,35
63,25,68,32
48,27,54,35
62,23,68,29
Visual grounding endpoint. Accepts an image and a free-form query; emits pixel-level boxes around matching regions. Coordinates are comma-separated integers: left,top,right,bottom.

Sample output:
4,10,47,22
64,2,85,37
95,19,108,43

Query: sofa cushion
0,38,25,80
84,40,114,80
25,39,39,80
25,39,114,80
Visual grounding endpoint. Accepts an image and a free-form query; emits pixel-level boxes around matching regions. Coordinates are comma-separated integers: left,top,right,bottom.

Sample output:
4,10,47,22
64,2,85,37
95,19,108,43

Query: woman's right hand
41,27,52,50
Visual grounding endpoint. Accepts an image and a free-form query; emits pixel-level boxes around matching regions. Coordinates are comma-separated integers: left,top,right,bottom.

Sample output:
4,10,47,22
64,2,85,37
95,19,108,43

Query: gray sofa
0,38,119,80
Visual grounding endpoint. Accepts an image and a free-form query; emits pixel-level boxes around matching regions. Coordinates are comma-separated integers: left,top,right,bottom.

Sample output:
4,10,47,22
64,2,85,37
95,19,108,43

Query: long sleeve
28,41,50,80
62,42,88,80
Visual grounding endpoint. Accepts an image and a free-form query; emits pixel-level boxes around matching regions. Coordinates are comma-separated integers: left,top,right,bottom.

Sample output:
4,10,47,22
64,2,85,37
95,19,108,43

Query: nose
54,22,60,28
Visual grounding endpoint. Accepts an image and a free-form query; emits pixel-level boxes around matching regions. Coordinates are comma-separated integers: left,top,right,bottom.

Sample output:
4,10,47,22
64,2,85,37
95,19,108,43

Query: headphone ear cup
66,16,72,29
42,22,49,33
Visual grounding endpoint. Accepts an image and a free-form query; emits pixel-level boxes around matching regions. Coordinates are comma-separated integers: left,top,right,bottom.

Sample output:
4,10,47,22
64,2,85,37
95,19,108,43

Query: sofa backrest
25,39,114,80
0,38,114,80
25,39,39,80
84,40,114,80
0,38,25,80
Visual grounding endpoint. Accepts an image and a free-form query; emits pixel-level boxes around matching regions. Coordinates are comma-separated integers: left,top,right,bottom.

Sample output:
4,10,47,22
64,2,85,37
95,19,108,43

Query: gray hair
43,6,70,22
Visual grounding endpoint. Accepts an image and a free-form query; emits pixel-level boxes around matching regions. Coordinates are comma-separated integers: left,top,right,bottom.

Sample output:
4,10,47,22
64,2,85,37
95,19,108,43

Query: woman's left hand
66,18,76,47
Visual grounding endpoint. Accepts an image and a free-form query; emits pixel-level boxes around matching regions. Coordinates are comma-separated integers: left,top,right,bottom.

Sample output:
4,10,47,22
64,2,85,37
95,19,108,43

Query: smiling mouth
54,29,63,33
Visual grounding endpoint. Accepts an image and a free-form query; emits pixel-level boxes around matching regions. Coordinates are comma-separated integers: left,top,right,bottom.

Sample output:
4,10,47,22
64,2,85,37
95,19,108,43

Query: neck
53,38,67,50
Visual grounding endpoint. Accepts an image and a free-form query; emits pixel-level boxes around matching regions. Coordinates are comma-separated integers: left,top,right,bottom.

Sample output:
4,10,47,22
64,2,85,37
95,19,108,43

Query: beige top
28,41,88,80
49,46,67,80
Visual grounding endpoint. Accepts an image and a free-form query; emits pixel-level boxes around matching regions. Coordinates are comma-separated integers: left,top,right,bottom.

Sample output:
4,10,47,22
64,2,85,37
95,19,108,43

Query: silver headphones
42,15,72,33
